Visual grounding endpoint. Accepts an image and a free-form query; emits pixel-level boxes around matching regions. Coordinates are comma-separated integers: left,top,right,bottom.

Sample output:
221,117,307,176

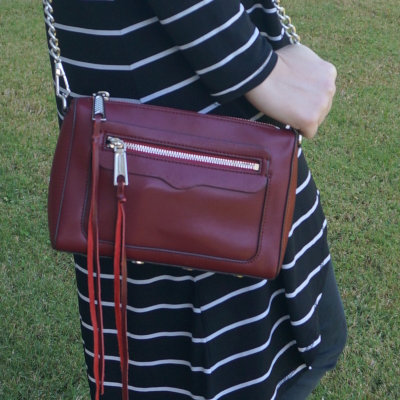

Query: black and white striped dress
47,1,331,398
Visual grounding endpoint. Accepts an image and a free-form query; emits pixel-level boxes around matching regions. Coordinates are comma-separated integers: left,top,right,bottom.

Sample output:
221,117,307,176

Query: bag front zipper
106,136,260,172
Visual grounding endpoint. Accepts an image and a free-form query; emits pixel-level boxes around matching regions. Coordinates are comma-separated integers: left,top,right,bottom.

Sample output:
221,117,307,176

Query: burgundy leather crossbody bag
43,2,301,399
49,94,299,279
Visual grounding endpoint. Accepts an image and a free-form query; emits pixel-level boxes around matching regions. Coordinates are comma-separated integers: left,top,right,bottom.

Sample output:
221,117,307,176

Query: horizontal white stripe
86,340,298,400
55,87,142,106
250,111,264,121
289,191,320,237
281,219,328,270
77,278,266,314
59,46,179,71
75,262,214,284
260,28,285,41
85,347,196,369
270,364,307,400
211,341,297,400
108,97,142,104
79,289,284,343
59,55,129,71
298,147,302,158
80,317,193,339
84,315,290,374
197,28,259,75
291,293,322,326
160,0,214,25
296,170,311,194
85,347,200,369
141,75,200,103
199,279,267,312
87,373,206,399
54,17,158,36
180,4,244,50
249,113,281,129
193,289,284,343
198,102,220,114
211,49,273,97
246,3,277,14
55,83,141,104
285,254,331,299
77,288,196,313
203,315,289,373
298,335,321,352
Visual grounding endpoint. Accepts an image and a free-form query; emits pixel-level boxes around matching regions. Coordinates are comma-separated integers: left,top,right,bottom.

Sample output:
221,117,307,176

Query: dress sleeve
145,0,278,103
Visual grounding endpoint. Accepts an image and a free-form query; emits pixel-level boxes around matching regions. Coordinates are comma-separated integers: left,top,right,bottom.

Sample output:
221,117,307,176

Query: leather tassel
89,118,129,400
114,178,129,400
88,116,105,399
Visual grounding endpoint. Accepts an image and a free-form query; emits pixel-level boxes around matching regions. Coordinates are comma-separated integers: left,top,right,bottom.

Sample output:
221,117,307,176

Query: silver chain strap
43,0,299,110
43,0,70,111
272,0,301,44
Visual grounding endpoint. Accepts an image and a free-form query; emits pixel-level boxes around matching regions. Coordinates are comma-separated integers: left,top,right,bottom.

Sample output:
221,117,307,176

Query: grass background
0,0,399,398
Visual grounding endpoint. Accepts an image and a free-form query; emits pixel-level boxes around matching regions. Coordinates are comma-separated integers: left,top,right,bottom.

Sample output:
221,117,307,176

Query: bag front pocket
88,128,270,262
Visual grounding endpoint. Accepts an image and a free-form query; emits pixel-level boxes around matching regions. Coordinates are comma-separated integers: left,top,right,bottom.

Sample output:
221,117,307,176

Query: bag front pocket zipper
106,136,260,183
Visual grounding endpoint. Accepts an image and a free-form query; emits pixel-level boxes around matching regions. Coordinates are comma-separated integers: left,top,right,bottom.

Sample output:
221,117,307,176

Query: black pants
280,262,347,399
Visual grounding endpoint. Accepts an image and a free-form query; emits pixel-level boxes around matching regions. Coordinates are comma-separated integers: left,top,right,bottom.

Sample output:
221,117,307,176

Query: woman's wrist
245,44,337,139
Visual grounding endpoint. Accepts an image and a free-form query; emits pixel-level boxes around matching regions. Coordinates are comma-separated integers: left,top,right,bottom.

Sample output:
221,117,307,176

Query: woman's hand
245,44,337,139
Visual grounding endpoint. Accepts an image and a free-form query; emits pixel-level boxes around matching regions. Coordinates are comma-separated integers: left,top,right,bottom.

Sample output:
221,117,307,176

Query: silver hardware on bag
92,92,110,121
43,0,71,111
107,137,129,186
272,0,301,44
291,128,303,147
298,134,303,147
54,62,70,111
121,140,261,172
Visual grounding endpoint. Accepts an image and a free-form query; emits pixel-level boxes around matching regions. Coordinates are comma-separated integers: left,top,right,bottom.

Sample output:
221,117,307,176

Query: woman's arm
145,1,279,103
245,44,337,139
146,1,336,136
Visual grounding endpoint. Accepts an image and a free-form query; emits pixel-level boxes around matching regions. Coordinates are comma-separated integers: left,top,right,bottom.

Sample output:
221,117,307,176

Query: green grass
1,0,399,399
0,1,88,398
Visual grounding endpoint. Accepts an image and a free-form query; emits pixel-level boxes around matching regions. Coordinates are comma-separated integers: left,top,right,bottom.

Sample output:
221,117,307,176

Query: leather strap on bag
88,115,129,400
114,179,129,400
87,115,105,399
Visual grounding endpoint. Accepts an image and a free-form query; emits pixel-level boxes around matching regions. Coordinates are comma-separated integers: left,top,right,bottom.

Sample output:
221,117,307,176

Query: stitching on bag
251,173,272,264
107,100,280,131
278,142,298,269
77,99,96,240
80,139,95,240
54,100,77,244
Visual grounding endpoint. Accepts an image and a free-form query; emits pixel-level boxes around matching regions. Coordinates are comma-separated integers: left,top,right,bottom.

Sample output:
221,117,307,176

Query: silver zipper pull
107,137,129,186
92,91,109,121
